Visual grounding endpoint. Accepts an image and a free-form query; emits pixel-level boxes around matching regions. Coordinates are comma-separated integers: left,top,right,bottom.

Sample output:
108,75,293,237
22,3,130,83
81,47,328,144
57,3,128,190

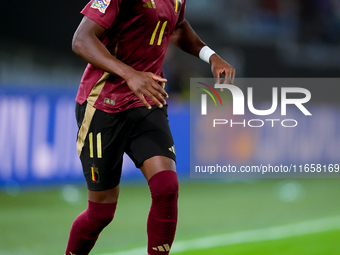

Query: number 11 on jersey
150,21,168,46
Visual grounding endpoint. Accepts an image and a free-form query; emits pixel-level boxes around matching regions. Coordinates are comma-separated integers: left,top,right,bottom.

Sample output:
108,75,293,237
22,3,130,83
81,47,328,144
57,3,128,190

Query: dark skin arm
72,16,168,109
171,19,236,83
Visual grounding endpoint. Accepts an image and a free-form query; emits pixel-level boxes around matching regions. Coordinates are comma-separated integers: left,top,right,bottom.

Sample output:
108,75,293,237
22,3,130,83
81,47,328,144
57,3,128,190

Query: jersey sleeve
81,0,122,30
177,0,186,24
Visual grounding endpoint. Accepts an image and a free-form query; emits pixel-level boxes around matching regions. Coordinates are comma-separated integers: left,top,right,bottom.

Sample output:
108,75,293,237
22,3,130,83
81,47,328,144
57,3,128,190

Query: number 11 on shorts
89,132,102,159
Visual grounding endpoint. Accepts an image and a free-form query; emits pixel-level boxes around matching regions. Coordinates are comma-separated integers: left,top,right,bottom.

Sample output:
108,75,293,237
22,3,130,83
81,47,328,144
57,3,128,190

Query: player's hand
125,70,168,109
210,54,235,87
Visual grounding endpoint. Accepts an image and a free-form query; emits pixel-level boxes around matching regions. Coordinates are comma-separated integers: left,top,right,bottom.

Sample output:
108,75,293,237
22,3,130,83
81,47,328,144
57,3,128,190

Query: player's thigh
76,101,131,193
125,105,177,181
140,156,176,181
88,185,120,203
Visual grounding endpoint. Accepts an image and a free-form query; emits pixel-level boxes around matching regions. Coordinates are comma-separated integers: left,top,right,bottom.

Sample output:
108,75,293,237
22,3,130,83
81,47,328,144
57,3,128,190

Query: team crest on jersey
91,0,111,14
174,0,183,15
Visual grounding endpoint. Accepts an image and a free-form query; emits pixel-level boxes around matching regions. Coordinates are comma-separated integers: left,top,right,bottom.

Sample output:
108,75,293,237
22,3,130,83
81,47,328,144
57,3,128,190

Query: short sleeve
81,0,123,30
177,0,186,24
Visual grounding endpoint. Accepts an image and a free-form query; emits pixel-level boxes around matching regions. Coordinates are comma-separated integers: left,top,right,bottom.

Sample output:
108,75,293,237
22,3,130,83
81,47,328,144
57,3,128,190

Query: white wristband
199,46,215,64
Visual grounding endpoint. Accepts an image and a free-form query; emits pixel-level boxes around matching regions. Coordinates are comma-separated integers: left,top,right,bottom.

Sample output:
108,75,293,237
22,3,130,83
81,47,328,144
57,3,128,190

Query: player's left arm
171,19,235,83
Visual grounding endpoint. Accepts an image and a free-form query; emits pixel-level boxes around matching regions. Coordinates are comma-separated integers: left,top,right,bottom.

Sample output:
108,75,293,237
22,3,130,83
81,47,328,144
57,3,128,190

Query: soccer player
65,0,235,254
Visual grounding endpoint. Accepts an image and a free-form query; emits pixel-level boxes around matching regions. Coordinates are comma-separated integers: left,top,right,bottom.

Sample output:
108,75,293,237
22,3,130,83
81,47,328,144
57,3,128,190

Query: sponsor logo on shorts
104,98,115,106
91,0,111,14
168,145,176,155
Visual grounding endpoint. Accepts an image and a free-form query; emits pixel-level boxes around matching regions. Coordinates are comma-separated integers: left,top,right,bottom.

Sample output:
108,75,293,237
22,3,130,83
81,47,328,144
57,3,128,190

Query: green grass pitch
1,178,340,255
180,230,340,255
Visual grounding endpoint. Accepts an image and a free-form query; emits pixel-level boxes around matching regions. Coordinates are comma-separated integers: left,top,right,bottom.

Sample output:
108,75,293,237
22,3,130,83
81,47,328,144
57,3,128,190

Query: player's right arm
72,16,168,109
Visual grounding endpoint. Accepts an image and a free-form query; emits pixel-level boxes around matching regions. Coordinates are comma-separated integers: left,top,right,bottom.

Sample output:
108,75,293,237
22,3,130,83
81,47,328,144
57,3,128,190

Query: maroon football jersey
76,0,186,113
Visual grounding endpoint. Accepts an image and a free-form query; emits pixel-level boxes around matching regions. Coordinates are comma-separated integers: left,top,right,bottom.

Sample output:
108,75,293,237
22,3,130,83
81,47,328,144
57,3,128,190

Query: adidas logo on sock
152,243,170,252
143,0,156,9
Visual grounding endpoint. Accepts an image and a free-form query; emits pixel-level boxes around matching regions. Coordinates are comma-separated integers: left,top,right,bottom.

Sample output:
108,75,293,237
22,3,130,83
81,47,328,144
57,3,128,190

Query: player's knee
88,201,117,227
94,211,115,227
148,170,178,206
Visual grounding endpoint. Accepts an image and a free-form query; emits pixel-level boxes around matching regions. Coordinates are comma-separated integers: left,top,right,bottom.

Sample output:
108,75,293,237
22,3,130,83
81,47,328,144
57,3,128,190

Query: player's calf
65,200,117,255
147,170,179,255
